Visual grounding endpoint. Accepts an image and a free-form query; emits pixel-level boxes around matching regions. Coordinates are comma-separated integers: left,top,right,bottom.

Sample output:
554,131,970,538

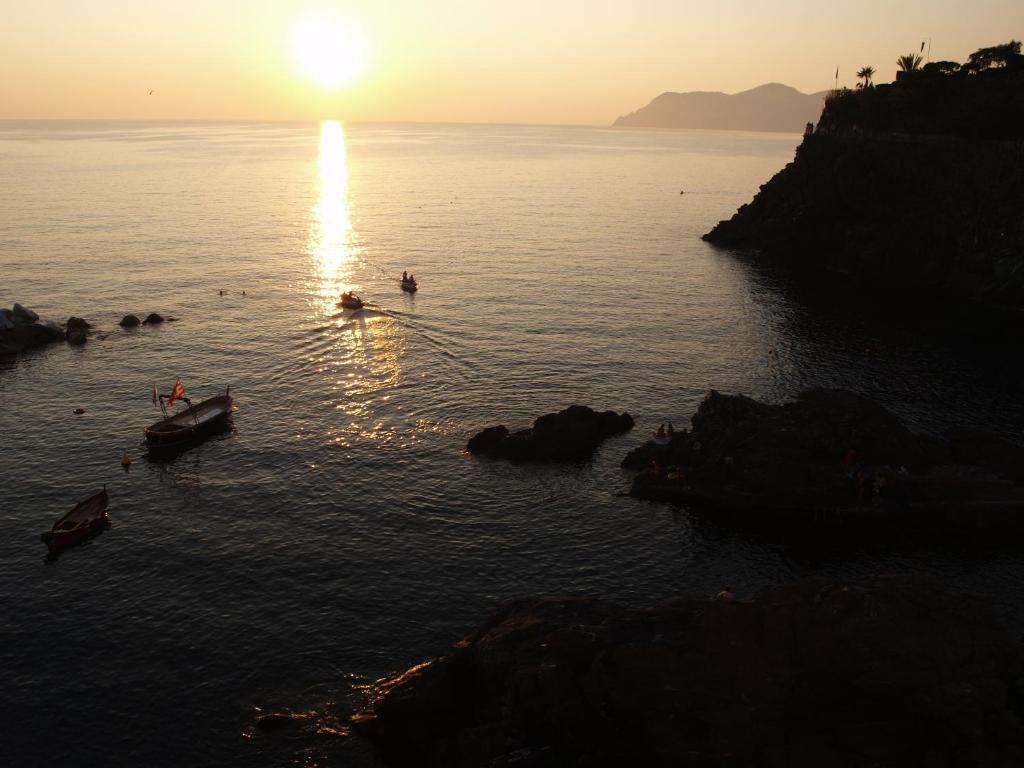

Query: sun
293,14,366,90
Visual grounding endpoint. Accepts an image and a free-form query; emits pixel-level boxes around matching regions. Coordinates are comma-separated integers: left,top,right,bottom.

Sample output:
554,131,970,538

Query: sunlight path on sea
308,120,404,445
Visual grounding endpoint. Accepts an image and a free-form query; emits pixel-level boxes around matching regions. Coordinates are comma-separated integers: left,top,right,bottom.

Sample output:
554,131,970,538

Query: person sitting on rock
656,424,666,439
667,422,675,437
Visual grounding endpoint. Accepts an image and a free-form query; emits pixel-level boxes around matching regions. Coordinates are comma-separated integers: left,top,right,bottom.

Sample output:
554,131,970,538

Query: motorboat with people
40,487,109,552
340,291,364,309
145,383,234,455
400,271,418,293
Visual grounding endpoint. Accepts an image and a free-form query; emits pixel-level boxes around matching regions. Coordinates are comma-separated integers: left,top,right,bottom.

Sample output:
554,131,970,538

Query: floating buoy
120,450,132,468
73,408,85,415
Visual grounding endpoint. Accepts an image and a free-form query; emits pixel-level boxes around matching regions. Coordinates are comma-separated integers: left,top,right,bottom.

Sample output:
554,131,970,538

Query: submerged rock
65,317,90,330
255,711,315,732
66,328,87,346
142,312,165,325
467,406,634,462
119,314,141,328
353,578,1024,767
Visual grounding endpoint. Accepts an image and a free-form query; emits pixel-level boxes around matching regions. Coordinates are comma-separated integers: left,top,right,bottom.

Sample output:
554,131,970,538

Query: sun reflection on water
307,120,407,443
310,120,355,315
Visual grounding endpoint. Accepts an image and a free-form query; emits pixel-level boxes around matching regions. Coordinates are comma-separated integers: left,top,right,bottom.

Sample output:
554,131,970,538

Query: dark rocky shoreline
352,578,1024,767
624,389,1024,537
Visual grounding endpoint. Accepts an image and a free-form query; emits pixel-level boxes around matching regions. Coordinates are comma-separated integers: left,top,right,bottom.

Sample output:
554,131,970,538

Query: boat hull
49,517,107,549
43,489,110,553
145,394,233,455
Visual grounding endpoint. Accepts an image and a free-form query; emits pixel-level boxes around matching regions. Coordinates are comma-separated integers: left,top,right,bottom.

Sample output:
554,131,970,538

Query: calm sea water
2,121,1023,767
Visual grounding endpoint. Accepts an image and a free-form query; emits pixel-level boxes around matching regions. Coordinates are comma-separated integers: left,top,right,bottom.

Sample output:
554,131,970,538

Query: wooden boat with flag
41,487,109,552
145,379,233,454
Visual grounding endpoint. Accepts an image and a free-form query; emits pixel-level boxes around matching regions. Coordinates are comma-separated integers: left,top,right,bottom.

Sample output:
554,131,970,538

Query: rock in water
67,328,87,346
467,406,634,462
0,309,14,330
66,317,90,330
352,578,1024,767
12,303,39,323
119,314,141,328
465,425,509,454
255,711,315,732
142,313,165,325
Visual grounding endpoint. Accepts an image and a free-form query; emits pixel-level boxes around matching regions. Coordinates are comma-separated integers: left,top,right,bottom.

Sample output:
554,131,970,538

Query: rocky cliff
704,61,1024,310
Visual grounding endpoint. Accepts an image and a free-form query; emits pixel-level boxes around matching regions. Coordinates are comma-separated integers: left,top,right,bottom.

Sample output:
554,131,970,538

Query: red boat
41,488,109,552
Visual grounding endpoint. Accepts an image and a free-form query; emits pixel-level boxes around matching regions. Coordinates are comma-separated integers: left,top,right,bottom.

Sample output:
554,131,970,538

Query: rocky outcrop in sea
467,406,634,462
0,304,65,355
625,389,1024,535
352,578,1024,767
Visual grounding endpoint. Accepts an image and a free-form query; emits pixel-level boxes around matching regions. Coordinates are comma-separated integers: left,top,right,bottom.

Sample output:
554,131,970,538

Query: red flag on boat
168,377,185,406
152,384,158,404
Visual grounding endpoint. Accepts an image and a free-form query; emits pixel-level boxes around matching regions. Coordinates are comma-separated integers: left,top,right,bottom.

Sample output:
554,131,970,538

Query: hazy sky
2,0,1021,124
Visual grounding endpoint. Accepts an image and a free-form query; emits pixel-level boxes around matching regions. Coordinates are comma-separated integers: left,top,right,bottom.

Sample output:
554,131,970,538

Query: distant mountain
613,83,828,133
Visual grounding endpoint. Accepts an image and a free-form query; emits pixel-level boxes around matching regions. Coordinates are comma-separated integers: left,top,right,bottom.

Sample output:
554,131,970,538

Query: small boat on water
400,279,418,293
145,389,233,454
41,488,109,552
340,292,364,309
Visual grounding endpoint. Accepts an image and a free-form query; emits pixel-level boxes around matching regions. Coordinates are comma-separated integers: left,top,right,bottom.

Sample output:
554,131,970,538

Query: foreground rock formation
353,578,1024,767
704,50,1024,310
468,406,634,462
625,389,1024,535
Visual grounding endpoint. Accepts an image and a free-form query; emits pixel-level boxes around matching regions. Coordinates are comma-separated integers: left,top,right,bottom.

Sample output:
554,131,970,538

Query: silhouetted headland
614,83,827,133
704,43,1024,311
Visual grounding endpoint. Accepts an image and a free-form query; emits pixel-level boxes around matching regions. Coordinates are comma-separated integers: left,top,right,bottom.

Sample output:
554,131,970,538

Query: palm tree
897,53,923,72
856,66,876,88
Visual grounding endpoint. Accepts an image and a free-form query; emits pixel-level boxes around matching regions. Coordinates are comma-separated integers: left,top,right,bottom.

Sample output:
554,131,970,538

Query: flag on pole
920,41,926,53
835,67,839,79
168,377,185,406
152,384,158,404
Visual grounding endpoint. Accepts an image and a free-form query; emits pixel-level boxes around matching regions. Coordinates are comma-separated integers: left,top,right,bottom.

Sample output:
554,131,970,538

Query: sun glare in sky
293,14,367,90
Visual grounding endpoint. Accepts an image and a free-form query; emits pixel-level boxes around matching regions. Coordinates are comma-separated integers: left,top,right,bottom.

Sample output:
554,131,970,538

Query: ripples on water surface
2,121,1023,766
